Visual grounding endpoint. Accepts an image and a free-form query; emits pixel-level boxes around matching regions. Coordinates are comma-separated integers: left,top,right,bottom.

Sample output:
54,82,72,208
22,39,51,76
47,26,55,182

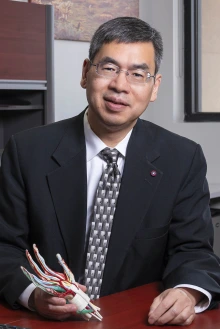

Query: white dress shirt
19,112,211,312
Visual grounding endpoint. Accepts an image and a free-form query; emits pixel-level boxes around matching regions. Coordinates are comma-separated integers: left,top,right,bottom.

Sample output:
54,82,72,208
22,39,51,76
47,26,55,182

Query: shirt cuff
174,284,212,313
18,283,36,310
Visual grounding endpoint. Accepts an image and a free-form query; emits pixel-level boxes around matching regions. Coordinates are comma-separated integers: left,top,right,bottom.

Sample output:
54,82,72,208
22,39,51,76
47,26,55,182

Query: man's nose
108,70,130,92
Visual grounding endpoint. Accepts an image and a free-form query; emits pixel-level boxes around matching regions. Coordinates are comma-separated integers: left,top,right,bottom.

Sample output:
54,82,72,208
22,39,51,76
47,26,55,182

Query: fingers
182,313,195,326
149,289,175,321
166,309,195,326
151,304,195,326
39,302,78,321
148,288,196,326
41,292,66,306
33,288,78,321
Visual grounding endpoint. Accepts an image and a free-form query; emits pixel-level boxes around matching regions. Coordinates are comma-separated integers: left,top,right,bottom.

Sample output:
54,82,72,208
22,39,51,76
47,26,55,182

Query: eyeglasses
90,61,156,84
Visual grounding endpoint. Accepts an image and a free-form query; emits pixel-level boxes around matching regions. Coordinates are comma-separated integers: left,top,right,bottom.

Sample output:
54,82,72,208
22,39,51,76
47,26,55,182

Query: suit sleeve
0,136,33,308
162,144,220,299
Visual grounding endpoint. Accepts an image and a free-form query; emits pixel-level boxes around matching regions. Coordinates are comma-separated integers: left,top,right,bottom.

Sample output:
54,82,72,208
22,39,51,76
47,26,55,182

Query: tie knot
100,147,120,165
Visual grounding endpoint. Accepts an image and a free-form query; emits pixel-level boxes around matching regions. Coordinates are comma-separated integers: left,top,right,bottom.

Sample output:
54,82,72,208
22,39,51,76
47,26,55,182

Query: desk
0,282,219,329
209,183,220,199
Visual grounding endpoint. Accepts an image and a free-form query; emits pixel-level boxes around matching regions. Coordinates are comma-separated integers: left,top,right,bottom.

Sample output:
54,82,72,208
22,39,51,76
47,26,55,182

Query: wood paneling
0,1,46,80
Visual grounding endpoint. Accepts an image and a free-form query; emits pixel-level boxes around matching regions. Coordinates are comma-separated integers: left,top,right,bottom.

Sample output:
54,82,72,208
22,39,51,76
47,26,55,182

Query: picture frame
28,0,139,42
184,0,220,122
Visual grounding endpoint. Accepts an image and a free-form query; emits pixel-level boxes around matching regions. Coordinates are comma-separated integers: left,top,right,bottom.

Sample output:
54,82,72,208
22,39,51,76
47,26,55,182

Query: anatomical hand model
21,244,102,321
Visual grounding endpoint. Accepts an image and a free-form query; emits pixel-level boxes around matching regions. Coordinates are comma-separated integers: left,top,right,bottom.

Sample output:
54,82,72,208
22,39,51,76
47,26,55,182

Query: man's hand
29,284,87,321
148,287,203,326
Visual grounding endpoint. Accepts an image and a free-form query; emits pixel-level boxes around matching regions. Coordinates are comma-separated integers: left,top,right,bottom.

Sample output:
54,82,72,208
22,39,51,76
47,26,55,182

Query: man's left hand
148,287,203,326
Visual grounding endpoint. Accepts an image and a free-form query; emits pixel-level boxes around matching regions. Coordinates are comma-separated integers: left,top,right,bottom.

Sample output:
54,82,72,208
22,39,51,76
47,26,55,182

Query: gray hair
89,16,163,73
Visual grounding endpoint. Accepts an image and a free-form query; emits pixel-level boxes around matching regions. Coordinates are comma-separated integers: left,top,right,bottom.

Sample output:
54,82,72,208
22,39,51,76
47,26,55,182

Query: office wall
54,40,89,121
15,0,220,185
139,0,220,185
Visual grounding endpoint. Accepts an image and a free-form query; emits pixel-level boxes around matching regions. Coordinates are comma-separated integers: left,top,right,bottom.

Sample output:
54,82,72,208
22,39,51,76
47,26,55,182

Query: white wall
47,0,220,185
54,40,89,121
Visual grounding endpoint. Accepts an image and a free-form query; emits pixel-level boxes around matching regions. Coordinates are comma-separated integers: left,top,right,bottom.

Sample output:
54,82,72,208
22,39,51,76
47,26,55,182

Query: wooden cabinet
0,0,54,157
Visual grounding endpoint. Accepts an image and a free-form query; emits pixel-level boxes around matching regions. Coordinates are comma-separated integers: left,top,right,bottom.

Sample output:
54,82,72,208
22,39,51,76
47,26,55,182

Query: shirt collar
83,111,132,162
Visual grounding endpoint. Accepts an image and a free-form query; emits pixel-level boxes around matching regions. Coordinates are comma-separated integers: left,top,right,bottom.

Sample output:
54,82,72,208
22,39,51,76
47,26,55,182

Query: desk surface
0,282,219,329
209,183,220,199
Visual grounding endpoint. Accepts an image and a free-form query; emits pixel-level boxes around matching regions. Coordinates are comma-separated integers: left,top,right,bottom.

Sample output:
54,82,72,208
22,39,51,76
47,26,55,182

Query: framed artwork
29,0,139,42
184,0,220,122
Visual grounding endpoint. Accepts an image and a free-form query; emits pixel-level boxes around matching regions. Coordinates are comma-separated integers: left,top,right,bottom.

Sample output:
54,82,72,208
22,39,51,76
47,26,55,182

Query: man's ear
80,59,90,89
150,74,162,102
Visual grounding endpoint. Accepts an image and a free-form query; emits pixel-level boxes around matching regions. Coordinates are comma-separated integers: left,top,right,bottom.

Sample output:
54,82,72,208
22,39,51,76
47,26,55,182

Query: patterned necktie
84,147,121,299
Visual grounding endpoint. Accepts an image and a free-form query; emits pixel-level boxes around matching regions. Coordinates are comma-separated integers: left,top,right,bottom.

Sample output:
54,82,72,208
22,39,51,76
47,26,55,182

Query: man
0,17,220,326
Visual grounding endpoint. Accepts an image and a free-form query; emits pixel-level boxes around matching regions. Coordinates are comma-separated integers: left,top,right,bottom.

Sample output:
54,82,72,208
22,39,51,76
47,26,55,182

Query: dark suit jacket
0,111,220,308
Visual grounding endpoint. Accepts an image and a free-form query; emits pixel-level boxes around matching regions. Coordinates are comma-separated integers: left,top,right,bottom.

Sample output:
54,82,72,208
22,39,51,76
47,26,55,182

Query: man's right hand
29,284,87,321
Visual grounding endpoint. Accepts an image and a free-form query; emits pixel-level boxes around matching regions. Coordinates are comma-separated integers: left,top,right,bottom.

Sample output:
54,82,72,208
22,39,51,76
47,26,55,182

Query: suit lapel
47,112,87,280
101,119,163,295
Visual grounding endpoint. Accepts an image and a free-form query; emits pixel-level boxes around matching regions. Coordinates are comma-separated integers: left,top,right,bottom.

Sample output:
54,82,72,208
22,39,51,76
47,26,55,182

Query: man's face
81,41,161,137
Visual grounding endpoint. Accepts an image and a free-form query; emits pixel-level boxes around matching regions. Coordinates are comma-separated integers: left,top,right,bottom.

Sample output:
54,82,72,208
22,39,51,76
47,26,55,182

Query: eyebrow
99,56,150,71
